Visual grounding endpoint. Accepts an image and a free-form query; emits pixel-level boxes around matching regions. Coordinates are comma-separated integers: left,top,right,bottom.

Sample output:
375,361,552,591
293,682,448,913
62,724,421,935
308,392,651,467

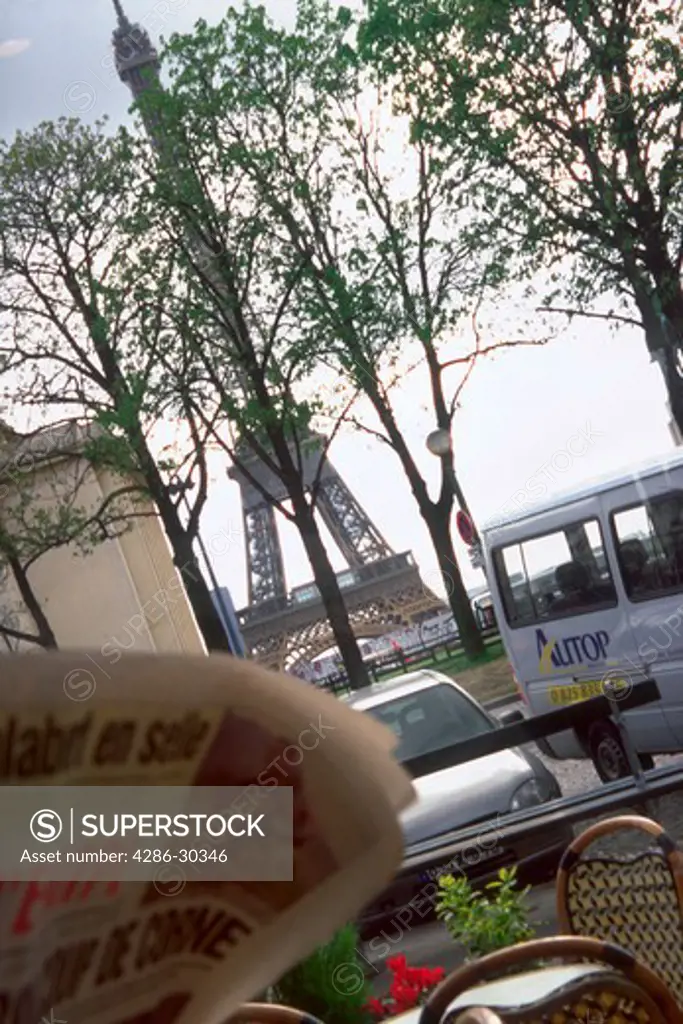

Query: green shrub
273,923,371,1024
434,866,535,959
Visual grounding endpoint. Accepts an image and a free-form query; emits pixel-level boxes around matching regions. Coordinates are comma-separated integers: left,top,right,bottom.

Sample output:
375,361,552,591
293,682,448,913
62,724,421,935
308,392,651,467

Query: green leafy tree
0,119,234,653
151,0,551,658
121,61,372,685
360,0,683,430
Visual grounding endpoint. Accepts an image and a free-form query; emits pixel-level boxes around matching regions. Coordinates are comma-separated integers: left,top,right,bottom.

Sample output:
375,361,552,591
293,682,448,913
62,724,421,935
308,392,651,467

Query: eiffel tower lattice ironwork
230,433,447,671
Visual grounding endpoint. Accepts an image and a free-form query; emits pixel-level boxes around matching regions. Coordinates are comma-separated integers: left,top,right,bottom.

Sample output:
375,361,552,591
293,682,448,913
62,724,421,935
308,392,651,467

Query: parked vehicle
481,448,683,781
472,591,496,630
345,670,571,936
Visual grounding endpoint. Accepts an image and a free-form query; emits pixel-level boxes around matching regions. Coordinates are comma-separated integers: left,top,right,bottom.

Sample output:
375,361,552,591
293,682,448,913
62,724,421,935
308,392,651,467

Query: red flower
363,997,387,1020
371,957,446,1019
386,955,407,975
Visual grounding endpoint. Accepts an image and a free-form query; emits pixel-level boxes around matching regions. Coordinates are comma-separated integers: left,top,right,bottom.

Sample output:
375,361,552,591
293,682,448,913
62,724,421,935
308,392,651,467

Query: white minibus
481,449,683,781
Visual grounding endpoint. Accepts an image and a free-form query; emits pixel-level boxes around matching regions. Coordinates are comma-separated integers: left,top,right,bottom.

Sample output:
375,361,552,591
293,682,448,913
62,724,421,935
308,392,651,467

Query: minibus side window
613,495,683,599
494,545,536,624
493,517,617,627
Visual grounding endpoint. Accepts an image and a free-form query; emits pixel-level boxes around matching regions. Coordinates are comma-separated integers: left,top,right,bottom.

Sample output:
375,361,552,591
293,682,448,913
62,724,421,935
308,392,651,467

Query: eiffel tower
110,2,446,670
230,434,446,671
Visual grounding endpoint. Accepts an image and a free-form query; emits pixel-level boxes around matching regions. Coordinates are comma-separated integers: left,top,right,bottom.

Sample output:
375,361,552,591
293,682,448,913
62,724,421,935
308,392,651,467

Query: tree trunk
634,285,683,438
356,384,484,659
659,291,683,438
127,434,235,655
423,511,485,660
290,492,370,689
660,346,683,438
8,555,58,648
160,515,235,654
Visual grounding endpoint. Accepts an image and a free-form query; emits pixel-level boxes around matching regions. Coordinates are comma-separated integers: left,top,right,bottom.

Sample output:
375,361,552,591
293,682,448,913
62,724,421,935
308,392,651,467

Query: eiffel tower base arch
238,553,446,672
230,430,449,675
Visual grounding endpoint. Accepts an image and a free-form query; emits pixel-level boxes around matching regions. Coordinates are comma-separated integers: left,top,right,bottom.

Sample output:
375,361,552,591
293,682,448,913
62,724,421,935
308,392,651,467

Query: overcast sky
1,0,676,617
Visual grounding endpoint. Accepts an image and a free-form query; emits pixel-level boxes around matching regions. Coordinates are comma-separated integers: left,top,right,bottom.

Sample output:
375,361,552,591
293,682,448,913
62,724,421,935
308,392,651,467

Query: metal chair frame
418,935,683,1024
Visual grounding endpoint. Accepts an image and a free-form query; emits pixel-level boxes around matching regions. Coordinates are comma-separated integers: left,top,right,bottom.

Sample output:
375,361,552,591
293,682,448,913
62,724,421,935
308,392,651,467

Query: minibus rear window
493,518,617,627
613,494,683,600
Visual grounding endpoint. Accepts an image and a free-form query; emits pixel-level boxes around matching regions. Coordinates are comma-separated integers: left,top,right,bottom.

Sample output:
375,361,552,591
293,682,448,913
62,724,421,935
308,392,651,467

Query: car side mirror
498,707,525,727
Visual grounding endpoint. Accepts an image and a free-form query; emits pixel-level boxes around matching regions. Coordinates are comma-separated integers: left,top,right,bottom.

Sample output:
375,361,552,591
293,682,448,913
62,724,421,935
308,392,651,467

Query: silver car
345,669,572,934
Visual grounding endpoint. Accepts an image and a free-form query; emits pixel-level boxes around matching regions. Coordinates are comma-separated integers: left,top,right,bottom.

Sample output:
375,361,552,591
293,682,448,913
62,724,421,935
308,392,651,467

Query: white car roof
343,670,471,711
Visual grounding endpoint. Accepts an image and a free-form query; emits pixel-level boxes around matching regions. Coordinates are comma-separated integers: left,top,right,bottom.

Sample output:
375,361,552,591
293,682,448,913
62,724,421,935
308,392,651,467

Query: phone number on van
549,680,606,705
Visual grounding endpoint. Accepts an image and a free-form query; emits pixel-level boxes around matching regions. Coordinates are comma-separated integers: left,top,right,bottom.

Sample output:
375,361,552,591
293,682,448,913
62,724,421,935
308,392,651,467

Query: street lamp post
425,428,471,515
425,428,485,574
425,427,451,458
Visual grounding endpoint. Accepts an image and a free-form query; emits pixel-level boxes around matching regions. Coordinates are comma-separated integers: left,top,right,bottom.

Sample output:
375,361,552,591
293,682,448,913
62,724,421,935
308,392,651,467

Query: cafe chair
228,1004,325,1024
417,935,683,1024
556,814,683,1006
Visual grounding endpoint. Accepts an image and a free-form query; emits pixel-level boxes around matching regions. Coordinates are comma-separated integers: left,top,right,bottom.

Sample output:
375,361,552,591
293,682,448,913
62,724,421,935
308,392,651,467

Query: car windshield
362,683,494,763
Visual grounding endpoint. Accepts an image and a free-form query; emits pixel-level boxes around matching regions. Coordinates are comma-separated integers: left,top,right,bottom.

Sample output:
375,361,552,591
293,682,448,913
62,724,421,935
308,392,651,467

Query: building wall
0,451,205,657
95,465,205,657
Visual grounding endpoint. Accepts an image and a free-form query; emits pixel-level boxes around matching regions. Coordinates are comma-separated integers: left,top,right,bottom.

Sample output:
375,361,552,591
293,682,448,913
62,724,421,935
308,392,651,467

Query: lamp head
426,428,452,457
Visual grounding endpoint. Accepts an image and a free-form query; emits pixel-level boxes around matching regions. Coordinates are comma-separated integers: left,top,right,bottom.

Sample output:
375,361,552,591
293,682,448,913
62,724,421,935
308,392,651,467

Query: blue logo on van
536,628,609,673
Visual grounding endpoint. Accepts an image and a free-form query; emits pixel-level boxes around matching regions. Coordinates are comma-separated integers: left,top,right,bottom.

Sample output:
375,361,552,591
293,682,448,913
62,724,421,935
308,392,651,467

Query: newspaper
0,651,415,1024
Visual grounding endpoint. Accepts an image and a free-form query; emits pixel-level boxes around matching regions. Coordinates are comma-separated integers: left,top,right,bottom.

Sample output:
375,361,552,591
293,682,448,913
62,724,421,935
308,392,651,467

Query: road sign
456,510,477,546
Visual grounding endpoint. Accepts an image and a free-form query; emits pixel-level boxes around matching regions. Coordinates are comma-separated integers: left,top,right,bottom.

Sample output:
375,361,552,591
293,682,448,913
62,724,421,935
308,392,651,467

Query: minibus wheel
588,722,654,782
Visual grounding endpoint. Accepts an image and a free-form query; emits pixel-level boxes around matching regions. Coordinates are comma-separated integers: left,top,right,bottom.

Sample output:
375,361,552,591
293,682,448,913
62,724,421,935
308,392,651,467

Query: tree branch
537,305,642,328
